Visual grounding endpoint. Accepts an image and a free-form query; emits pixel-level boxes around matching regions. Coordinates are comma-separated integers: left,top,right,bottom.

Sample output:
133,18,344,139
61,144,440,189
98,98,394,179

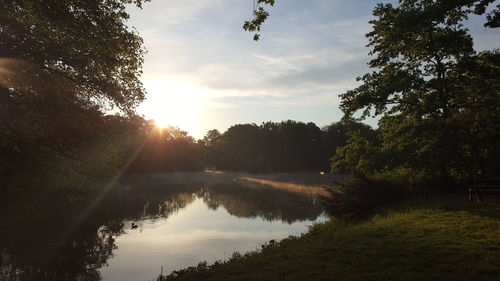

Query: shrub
372,167,431,187
322,175,409,220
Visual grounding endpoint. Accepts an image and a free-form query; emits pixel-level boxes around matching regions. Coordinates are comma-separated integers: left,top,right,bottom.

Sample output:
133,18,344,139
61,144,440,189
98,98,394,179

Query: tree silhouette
337,0,500,185
202,120,374,173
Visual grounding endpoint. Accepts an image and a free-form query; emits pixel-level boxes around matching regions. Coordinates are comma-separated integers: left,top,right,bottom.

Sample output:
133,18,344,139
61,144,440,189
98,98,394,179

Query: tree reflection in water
0,172,330,281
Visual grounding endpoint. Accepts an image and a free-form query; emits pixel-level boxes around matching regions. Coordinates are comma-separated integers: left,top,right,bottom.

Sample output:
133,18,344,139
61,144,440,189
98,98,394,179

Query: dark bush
322,175,409,220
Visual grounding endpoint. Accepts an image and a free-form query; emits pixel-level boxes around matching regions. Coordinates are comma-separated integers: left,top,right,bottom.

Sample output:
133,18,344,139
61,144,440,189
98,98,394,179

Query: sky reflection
100,197,327,281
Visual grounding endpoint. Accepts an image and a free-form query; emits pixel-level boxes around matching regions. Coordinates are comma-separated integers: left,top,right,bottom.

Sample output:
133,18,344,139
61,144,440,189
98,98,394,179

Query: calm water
0,172,333,281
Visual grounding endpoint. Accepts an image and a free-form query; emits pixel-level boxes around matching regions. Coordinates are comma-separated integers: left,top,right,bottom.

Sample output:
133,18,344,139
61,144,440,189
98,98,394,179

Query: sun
139,77,203,134
152,97,197,130
154,118,171,129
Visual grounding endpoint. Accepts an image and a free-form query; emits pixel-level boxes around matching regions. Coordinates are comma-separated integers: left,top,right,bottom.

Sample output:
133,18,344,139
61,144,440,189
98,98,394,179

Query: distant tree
219,123,265,171
127,126,203,173
269,120,323,171
203,121,328,172
202,129,222,146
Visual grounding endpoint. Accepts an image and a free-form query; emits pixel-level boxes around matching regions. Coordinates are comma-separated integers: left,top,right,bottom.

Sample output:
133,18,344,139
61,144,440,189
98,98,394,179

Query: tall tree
0,1,150,180
338,0,500,183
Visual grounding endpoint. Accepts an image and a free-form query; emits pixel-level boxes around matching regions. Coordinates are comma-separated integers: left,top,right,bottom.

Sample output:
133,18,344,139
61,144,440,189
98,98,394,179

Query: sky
126,0,499,139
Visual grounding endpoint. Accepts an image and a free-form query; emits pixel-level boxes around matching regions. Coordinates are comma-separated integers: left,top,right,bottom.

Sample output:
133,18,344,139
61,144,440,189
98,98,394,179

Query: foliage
126,126,204,173
0,0,148,166
1,114,152,191
202,120,375,173
322,176,409,220
337,0,500,186
201,129,222,147
372,167,431,187
155,203,500,281
330,131,380,176
243,0,275,41
322,119,378,169
243,0,499,40
0,0,153,190
0,0,148,112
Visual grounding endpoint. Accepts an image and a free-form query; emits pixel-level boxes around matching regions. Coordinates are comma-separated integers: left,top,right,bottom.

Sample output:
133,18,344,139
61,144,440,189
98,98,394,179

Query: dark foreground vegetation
157,201,500,281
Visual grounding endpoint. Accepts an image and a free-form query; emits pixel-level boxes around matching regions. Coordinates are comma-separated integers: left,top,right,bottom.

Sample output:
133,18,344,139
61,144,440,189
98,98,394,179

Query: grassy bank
161,202,500,281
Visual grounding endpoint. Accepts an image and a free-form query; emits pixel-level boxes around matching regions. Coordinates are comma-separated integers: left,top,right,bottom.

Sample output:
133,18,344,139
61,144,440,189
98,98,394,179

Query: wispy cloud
127,0,497,138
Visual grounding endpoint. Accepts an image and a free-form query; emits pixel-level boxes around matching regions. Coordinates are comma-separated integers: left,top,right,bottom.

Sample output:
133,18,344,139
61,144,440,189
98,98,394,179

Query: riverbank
160,201,500,281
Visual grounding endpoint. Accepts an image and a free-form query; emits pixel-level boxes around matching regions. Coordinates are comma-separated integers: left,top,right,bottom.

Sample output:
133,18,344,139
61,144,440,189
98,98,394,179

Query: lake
0,172,336,281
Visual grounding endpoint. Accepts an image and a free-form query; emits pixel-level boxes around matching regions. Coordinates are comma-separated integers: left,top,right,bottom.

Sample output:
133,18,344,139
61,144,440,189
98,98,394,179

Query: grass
161,202,500,281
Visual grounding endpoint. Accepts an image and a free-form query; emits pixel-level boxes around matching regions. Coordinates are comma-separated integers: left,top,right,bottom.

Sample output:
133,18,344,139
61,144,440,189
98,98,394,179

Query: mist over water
0,172,335,281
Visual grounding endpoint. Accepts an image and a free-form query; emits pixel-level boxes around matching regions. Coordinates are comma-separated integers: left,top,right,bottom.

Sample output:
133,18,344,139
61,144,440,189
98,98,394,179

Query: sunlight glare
140,77,205,135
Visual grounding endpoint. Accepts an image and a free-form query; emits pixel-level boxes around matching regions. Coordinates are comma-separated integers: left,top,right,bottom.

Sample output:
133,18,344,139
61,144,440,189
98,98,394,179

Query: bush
322,175,409,220
372,167,431,187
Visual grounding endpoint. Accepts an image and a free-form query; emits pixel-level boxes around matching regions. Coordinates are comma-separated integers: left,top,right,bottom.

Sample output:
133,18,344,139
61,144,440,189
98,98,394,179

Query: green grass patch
161,203,500,281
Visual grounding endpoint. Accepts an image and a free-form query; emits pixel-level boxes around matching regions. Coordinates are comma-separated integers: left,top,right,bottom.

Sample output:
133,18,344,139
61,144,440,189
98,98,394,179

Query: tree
323,120,377,170
338,0,500,183
0,1,152,184
0,0,148,112
269,120,323,171
1,0,148,149
126,126,203,173
331,131,380,176
202,121,327,172
202,129,222,146
217,123,265,171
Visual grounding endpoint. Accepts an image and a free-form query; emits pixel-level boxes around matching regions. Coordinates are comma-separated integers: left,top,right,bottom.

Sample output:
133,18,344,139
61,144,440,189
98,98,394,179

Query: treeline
201,120,375,173
2,101,377,190
108,119,377,175
126,126,203,173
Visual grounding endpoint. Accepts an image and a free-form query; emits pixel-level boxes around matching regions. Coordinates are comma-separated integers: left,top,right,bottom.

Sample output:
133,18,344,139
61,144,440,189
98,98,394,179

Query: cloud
127,0,375,105
261,56,368,92
127,0,499,138
127,0,219,27
192,41,369,98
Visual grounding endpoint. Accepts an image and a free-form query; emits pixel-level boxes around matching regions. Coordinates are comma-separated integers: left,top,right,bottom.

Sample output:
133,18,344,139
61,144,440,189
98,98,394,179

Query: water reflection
0,172,332,281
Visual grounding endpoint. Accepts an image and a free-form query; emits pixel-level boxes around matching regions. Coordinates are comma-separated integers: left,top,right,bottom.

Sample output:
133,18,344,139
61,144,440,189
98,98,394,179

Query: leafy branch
243,0,275,41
